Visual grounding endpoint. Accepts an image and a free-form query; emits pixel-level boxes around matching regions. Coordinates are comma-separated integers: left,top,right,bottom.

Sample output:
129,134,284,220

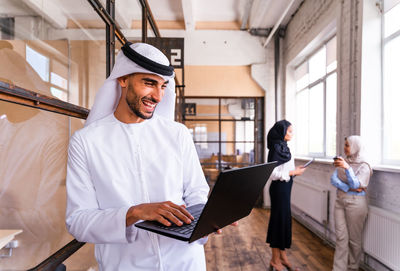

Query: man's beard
126,84,157,120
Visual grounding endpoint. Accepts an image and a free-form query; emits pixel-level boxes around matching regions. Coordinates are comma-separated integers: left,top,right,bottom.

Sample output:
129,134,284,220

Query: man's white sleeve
65,132,134,243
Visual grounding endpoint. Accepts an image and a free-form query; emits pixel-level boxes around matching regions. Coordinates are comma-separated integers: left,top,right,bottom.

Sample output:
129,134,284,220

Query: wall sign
146,38,184,69
183,103,196,116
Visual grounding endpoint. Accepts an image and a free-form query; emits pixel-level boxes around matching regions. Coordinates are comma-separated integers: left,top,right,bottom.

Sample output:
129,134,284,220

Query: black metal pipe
274,31,280,122
27,239,85,271
0,81,89,119
142,3,147,42
87,0,126,44
138,0,160,37
106,0,116,77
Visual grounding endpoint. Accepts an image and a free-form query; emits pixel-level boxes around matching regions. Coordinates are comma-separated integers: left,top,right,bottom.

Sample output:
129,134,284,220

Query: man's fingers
163,203,193,223
158,209,184,226
156,215,172,227
168,202,194,220
159,202,192,225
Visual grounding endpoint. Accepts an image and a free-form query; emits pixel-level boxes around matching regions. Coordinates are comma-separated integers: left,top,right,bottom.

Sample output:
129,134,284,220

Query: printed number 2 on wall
171,49,181,66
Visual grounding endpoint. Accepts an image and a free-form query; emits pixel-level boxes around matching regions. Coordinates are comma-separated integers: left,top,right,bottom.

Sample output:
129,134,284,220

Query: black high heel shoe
269,264,284,271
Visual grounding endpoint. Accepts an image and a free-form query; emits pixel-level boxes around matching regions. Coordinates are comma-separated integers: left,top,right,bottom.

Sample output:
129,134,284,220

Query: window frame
25,44,70,102
294,35,337,158
183,97,264,170
381,1,400,166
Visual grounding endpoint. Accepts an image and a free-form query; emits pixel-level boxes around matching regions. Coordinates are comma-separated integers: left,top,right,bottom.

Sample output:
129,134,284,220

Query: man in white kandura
65,42,210,270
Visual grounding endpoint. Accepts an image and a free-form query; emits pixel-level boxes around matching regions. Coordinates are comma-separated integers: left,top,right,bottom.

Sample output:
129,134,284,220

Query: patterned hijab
267,120,292,166
338,135,372,181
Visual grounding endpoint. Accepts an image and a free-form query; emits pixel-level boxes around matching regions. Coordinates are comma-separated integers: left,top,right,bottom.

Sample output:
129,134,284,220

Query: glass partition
184,97,264,185
184,98,219,119
220,98,255,120
0,101,96,269
0,0,109,268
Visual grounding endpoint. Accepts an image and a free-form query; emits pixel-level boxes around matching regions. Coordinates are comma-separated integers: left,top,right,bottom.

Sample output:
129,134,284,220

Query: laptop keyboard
155,206,203,235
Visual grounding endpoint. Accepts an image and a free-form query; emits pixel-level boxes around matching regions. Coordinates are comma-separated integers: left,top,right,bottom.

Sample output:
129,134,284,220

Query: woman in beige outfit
331,136,372,271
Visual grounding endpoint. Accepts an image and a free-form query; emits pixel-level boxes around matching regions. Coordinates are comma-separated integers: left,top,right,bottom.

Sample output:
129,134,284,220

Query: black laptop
135,162,278,243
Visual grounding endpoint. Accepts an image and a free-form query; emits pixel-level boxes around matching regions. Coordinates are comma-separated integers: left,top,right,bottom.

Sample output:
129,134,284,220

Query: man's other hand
215,221,239,234
126,201,194,227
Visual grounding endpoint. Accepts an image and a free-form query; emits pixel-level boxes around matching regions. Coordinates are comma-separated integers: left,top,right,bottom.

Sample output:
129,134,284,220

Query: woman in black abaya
266,120,306,271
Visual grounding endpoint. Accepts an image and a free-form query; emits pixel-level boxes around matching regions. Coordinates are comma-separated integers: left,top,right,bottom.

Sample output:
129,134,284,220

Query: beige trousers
332,193,368,271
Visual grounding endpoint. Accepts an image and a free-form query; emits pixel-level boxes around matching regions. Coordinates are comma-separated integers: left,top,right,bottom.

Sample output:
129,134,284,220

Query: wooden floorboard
204,208,334,271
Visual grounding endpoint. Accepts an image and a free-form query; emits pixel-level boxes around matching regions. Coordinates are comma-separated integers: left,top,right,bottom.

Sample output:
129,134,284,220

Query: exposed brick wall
284,0,338,62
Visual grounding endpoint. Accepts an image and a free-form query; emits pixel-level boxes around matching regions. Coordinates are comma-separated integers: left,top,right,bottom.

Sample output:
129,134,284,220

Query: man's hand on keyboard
126,201,194,227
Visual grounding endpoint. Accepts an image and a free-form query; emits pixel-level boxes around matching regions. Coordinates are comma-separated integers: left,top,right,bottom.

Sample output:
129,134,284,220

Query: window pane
235,121,254,142
51,72,68,89
184,98,219,119
384,2,400,38
26,45,49,82
296,74,309,91
220,98,255,120
50,87,68,102
309,83,324,154
295,89,309,155
185,121,219,141
230,143,255,166
295,62,309,91
293,36,336,158
309,47,326,83
326,73,337,157
383,36,400,162
295,62,308,80
220,121,239,155
197,144,220,184
326,36,337,73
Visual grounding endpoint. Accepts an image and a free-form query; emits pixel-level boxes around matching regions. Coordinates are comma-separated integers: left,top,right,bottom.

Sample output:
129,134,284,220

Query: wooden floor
204,208,334,271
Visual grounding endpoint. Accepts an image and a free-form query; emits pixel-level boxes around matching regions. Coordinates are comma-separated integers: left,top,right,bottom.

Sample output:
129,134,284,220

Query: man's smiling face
124,73,169,121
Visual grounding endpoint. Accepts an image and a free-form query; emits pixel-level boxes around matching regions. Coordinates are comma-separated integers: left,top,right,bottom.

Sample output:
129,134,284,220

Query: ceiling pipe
262,0,296,48
249,28,272,37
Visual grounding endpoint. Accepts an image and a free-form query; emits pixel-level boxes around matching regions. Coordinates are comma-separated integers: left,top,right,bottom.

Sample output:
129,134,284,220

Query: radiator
363,206,400,270
291,179,329,224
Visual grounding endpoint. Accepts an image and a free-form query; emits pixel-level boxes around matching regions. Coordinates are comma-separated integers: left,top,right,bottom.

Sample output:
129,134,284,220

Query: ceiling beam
48,28,268,66
181,0,195,31
22,0,68,29
263,0,295,47
249,0,272,29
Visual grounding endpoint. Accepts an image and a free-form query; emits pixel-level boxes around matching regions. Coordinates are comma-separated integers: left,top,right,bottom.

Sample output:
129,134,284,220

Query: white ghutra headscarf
85,42,176,126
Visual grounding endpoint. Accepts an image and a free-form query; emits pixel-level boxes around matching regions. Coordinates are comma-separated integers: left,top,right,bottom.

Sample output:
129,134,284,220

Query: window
25,45,69,102
294,36,337,157
193,125,208,149
382,1,400,165
50,72,68,102
26,45,49,82
183,97,264,183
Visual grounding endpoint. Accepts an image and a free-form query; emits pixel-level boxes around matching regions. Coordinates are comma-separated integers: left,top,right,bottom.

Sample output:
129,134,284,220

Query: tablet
303,158,315,167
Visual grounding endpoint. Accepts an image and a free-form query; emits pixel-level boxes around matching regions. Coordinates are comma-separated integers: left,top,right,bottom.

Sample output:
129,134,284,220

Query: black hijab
267,120,292,166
